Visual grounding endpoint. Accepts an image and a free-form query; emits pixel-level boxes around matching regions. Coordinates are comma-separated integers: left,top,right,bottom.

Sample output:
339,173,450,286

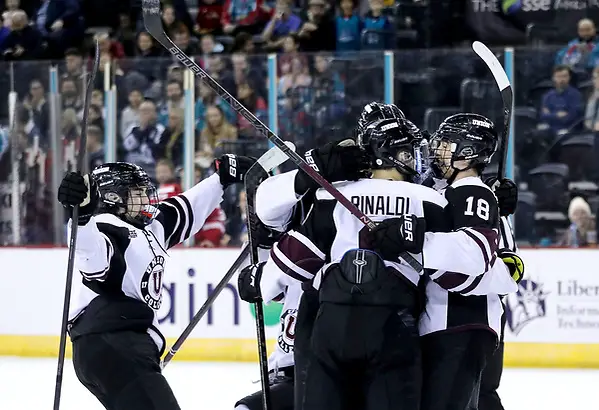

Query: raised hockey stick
141,0,423,273
472,42,513,179
53,40,101,410
161,144,293,369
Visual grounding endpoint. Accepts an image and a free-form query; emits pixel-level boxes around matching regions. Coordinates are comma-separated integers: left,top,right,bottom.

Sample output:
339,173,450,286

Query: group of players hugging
57,101,524,410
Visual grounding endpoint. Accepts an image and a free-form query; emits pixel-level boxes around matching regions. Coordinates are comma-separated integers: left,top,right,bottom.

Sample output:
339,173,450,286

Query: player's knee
235,405,251,410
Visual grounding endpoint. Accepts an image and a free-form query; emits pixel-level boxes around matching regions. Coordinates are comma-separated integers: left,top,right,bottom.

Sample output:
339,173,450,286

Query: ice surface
0,357,596,409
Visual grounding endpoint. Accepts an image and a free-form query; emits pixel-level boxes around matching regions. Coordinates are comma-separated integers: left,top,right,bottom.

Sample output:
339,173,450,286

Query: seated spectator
195,81,236,132
36,0,84,57
61,77,82,111
23,79,49,139
92,52,125,93
0,11,11,52
2,9,44,60
261,0,301,50
86,125,104,171
162,4,181,36
62,47,83,79
277,33,304,71
122,100,165,181
155,158,182,200
156,107,185,168
61,107,80,143
120,89,143,138
585,66,599,131
172,25,200,56
362,0,393,50
298,0,335,51
232,31,255,53
221,0,272,36
312,54,345,114
335,0,361,52
555,18,599,71
88,104,104,131
539,65,583,134
235,82,267,137
131,31,163,83
199,33,224,55
561,196,596,247
165,0,195,34
278,55,312,98
195,0,224,35
115,13,135,57
200,105,237,153
158,80,185,127
95,32,125,60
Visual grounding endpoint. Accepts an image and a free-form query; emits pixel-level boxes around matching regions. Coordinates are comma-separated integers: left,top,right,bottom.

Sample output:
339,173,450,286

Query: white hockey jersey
266,283,303,371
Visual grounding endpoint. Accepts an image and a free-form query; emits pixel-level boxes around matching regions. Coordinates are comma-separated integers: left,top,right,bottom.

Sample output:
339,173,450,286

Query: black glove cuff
294,170,316,196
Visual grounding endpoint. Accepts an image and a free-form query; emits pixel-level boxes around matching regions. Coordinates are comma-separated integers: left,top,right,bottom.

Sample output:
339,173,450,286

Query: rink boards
1,248,598,368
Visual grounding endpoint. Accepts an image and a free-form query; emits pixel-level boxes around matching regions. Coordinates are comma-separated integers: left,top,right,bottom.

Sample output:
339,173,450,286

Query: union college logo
141,255,165,310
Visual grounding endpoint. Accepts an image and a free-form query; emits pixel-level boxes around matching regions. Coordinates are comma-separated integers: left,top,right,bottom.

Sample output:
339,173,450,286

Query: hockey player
57,155,255,410
371,113,524,410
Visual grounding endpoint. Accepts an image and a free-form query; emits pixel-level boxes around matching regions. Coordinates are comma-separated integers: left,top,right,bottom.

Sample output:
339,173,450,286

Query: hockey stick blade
161,144,292,369
472,41,513,179
142,0,422,273
53,39,101,410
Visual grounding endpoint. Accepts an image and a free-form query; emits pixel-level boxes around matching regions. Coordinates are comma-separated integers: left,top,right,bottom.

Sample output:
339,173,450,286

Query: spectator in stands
88,104,104,131
156,107,185,168
162,4,181,36
61,107,79,143
195,0,224,35
2,9,44,60
131,31,162,84
298,0,335,51
232,31,255,53
539,65,583,134
362,0,393,50
0,11,11,51
36,0,84,58
155,158,182,200
60,77,82,111
62,48,82,79
122,100,165,181
195,81,236,133
86,125,104,172
584,66,599,131
555,18,599,71
172,25,200,56
95,32,125,60
23,79,49,139
93,52,125,94
261,0,301,51
165,0,195,34
312,54,345,115
115,13,135,57
199,33,224,55
278,55,311,98
235,81,267,137
3,0,20,14
335,0,361,52
562,196,596,247
200,105,237,154
158,80,185,127
195,202,226,246
221,0,272,36
121,89,143,138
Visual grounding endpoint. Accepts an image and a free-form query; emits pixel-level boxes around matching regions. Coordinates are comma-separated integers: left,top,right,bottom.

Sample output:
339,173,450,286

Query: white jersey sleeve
256,170,305,230
69,218,114,281
150,173,224,249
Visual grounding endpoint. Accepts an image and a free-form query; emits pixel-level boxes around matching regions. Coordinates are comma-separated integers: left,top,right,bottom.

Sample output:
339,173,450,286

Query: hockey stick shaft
141,0,423,273
472,42,513,179
161,144,292,368
53,40,100,410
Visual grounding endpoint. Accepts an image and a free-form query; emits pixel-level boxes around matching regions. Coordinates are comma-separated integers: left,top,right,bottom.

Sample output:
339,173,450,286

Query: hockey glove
215,154,260,188
371,214,426,260
485,177,518,217
238,261,265,303
254,219,283,250
57,172,99,225
498,248,524,284
295,139,370,195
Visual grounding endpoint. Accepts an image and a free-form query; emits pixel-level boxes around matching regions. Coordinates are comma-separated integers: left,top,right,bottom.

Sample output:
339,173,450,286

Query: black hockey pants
72,330,181,410
420,329,497,410
235,367,294,410
294,286,320,410
479,311,507,410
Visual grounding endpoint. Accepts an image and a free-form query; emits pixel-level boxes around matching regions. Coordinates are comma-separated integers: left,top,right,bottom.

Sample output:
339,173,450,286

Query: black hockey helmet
357,102,406,136
91,162,159,227
358,117,426,177
429,113,498,180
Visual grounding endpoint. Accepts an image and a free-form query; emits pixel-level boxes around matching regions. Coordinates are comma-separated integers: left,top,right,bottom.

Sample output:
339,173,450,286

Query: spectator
335,0,361,52
539,65,583,134
195,204,226,247
584,66,599,131
0,11,11,51
2,9,44,60
312,54,345,116
277,33,304,71
95,32,125,60
3,0,20,14
561,196,596,247
261,0,301,50
298,0,335,51
62,47,83,79
86,125,104,172
36,0,85,57
61,77,82,111
232,31,255,53
279,55,312,98
122,100,165,181
61,107,79,143
362,0,393,50
235,81,267,137
165,0,195,34
155,107,185,168
158,80,185,127
199,33,224,55
23,78,49,139
162,4,181,36
195,0,224,35
92,52,125,93
221,0,272,36
555,18,599,71
88,104,104,131
132,31,163,83
195,81,236,132
200,104,237,153
120,89,143,138
115,13,135,57
172,25,200,56
155,158,182,200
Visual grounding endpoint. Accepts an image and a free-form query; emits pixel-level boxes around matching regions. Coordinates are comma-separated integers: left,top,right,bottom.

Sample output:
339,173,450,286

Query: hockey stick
141,0,423,273
53,40,100,410
472,42,513,179
161,143,293,369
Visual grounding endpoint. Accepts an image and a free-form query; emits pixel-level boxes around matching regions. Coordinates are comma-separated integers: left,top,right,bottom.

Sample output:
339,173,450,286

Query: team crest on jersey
504,279,549,335
277,309,297,354
141,255,165,310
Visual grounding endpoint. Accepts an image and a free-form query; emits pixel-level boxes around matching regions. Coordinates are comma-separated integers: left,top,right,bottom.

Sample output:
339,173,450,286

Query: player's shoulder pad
315,180,355,200
94,213,135,245
445,177,499,229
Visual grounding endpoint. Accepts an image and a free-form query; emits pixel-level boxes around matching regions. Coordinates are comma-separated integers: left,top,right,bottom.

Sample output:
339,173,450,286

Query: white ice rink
0,357,596,409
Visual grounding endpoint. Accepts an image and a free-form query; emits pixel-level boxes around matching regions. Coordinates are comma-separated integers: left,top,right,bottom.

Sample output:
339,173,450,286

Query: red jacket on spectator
221,0,270,27
157,182,182,201
196,0,224,33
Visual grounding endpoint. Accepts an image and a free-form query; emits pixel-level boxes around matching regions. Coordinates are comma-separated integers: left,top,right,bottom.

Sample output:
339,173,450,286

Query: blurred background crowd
0,0,599,248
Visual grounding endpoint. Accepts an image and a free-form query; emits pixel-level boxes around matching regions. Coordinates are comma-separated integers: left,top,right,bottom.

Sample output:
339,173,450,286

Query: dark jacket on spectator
2,26,45,60
540,85,584,132
299,16,335,52
43,0,83,34
122,123,166,181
